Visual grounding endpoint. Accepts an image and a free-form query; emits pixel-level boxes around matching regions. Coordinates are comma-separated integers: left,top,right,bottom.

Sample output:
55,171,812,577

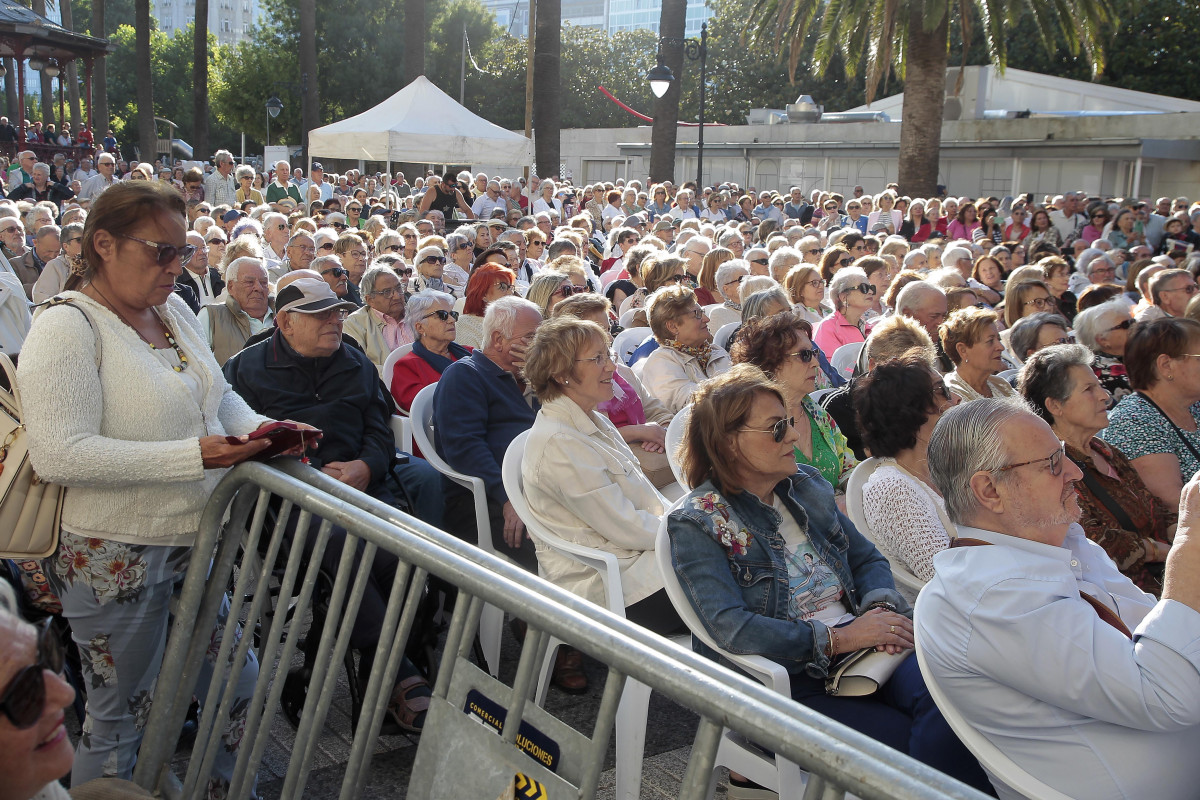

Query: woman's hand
836,608,913,654
200,435,273,469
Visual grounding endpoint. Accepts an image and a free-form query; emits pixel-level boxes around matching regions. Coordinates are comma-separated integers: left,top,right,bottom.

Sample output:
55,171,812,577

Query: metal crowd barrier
132,459,990,800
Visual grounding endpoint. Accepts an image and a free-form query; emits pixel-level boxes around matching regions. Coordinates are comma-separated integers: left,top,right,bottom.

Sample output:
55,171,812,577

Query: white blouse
861,460,952,582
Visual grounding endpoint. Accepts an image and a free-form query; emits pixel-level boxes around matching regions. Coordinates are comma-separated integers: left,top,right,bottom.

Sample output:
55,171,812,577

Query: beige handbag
0,351,65,558
825,647,913,697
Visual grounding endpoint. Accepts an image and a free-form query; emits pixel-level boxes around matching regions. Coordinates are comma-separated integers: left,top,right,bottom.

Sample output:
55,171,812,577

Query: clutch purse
825,647,912,696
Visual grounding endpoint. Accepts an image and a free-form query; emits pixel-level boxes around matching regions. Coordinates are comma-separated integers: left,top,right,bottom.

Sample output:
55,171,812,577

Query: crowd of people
4,151,1200,800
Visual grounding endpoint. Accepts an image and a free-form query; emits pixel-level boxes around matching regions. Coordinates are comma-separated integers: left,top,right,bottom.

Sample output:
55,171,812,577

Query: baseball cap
222,209,245,223
276,277,358,314
653,220,673,232
311,162,323,171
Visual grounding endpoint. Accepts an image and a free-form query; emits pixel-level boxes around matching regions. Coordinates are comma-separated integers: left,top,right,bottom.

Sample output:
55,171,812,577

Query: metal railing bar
678,716,724,800
579,668,625,797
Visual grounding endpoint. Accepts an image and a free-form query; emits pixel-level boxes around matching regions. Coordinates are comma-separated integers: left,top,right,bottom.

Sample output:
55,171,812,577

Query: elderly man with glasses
343,264,414,374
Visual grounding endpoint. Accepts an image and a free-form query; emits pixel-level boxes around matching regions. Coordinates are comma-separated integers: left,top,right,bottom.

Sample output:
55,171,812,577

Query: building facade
480,0,711,37
153,0,264,47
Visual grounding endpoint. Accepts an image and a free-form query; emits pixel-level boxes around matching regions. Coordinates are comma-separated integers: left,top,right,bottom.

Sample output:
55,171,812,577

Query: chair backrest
409,383,471,483
831,342,864,379
618,308,641,329
808,387,835,406
612,327,652,366
997,368,1019,382
501,430,626,616
664,404,692,490
844,458,927,592
381,344,415,402
913,594,1075,800
713,321,740,352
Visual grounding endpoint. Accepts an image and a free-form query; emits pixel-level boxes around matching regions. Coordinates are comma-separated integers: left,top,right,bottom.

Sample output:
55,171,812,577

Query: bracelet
828,627,840,658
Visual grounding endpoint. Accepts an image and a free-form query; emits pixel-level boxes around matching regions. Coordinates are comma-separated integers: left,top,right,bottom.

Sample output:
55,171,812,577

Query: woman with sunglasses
1020,344,1174,595
390,289,469,415
812,267,873,359
640,284,730,413
939,306,1016,402
15,181,304,793
1080,205,1110,245
666,365,991,798
733,312,857,489
818,246,852,285
525,270,574,319
1073,299,1135,406
853,354,960,581
410,244,452,297
456,261,517,350
234,165,263,205
644,183,671,222
867,192,902,237
520,316,685,635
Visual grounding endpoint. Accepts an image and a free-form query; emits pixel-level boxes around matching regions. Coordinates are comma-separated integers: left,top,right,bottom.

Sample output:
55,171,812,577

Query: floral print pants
47,530,259,799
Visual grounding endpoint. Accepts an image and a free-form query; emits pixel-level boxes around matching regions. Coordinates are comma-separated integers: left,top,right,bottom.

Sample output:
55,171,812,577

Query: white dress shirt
917,523,1200,800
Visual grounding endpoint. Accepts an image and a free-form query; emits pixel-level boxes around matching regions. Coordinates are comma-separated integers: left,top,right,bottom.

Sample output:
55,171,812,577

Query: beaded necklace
90,284,189,372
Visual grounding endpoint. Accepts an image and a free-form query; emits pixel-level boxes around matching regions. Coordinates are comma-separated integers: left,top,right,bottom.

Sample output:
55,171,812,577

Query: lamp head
266,96,283,118
647,63,674,98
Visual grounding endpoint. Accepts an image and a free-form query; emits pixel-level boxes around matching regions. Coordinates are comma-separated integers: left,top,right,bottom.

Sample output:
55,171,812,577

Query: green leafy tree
425,0,503,101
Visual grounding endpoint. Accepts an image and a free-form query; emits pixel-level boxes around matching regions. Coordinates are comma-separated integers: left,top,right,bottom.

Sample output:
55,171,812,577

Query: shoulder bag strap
1136,391,1200,465
1067,454,1139,534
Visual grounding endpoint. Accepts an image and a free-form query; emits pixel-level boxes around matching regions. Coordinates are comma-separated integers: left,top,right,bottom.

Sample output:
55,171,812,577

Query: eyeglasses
0,225,20,236
309,308,348,322
1024,296,1054,309
787,348,821,364
804,278,827,290
679,307,705,320
423,309,459,322
62,237,82,245
723,275,745,286
852,283,877,295
749,258,768,266
0,618,65,729
321,267,349,278
119,233,196,266
1162,283,1200,296
738,416,795,443
576,350,615,367
422,256,447,264
1107,318,1134,333
330,222,347,230
996,441,1066,477
371,286,405,297
839,257,853,267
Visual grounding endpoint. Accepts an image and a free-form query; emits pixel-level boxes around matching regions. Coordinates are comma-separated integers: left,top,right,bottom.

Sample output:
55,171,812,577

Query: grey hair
213,149,234,166
445,232,471,254
541,178,557,196
829,266,870,309
61,221,84,240
31,161,50,176
715,228,741,248
404,289,454,339
287,230,314,247
739,275,778,304
1008,312,1070,363
926,267,967,290
1072,299,1131,352
310,254,342,274
903,250,927,268
33,223,60,242
768,246,802,274
483,294,540,345
235,164,255,182
742,287,791,320
231,218,263,240
360,264,400,297
714,259,749,290
1017,343,1094,424
225,256,265,283
375,230,402,253
928,397,1036,523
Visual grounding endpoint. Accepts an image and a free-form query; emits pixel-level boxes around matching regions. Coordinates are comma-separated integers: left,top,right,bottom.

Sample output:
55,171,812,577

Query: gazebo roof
0,0,113,62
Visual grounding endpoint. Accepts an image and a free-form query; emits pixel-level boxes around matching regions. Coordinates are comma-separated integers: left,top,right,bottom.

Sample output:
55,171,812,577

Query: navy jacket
433,349,536,506
224,329,395,493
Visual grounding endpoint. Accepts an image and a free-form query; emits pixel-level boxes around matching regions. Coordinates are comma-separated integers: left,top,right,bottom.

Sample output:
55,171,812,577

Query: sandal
386,675,432,734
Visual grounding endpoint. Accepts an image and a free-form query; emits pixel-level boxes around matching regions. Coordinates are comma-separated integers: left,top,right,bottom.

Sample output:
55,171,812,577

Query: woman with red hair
457,259,517,349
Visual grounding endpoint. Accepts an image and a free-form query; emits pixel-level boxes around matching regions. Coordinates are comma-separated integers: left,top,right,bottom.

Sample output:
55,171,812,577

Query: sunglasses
422,256,447,264
934,382,953,402
62,237,82,245
553,284,576,298
382,244,402,253
321,267,349,278
1107,318,1134,333
0,618,65,729
749,258,768,266
739,416,795,443
396,267,414,276
119,233,196,266
318,243,335,251
787,348,821,364
839,257,853,267
667,274,689,283
423,309,459,322
723,275,745,286
853,283,877,295
330,222,347,230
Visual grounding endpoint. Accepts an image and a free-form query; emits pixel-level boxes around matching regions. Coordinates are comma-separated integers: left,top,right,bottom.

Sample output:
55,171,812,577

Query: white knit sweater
17,291,269,545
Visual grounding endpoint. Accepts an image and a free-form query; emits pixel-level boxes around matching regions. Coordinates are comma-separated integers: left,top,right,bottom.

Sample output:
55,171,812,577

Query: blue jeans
789,655,993,794
385,454,444,529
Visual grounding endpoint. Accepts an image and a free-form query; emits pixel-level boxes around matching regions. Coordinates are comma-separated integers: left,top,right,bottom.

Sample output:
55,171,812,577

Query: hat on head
276,277,358,315
415,245,445,264
653,219,673,232
277,197,298,210
311,162,323,171
222,209,245,223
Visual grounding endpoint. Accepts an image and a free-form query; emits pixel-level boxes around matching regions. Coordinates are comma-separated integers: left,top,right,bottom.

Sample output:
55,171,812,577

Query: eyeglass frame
0,618,65,729
738,416,795,443
995,441,1066,477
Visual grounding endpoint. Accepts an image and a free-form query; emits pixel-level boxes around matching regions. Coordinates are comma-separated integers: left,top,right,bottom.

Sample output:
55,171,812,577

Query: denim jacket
668,467,904,678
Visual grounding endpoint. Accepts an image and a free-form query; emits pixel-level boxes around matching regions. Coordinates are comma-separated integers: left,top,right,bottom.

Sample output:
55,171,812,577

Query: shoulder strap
1066,454,1139,534
44,296,102,367
1136,391,1200,465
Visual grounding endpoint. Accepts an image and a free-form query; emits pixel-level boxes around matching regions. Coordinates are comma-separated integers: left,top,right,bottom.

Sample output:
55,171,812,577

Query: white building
480,0,711,38
153,0,264,47
523,66,1200,201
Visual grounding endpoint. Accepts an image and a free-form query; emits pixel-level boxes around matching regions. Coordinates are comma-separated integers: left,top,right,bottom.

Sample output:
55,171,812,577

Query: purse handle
1,297,103,421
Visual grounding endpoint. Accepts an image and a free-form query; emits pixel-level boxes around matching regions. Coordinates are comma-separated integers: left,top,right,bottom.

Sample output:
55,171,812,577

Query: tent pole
524,0,536,187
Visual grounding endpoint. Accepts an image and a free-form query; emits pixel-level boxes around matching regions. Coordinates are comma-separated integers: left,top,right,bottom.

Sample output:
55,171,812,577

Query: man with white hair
176,230,225,308
666,189,699,221
72,157,97,183
261,211,290,269
203,149,237,207
1050,192,1084,242
917,398,1200,800
471,179,504,221
7,150,35,190
265,160,302,207
896,280,953,373
8,162,74,206
198,257,272,365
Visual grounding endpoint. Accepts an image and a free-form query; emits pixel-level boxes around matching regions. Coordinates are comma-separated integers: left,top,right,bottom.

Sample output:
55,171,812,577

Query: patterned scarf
663,338,714,366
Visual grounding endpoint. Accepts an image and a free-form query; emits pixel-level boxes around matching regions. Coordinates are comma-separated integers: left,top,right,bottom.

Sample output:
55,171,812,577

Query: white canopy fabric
307,76,533,166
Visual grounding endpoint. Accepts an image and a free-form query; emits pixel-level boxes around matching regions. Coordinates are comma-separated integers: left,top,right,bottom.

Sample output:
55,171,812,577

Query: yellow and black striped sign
513,772,547,800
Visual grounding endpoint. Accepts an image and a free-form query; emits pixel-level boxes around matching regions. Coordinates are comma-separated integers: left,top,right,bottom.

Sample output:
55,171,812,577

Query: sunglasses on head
1,618,65,729
423,309,459,322
119,233,196,266
739,416,795,443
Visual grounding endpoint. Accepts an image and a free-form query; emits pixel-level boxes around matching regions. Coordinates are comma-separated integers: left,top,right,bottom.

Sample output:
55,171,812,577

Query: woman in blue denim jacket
667,366,990,795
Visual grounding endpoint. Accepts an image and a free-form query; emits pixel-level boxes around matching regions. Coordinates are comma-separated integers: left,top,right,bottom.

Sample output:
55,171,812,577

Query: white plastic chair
382,345,416,452
808,387,836,406
664,404,692,491
654,504,808,800
844,458,926,592
830,342,864,380
613,326,653,366
997,368,1019,382
502,431,688,800
618,307,642,329
914,593,1074,800
408,384,504,677
713,321,740,352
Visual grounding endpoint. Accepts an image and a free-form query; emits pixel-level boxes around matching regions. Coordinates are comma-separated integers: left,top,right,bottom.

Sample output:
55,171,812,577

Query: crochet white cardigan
17,292,269,545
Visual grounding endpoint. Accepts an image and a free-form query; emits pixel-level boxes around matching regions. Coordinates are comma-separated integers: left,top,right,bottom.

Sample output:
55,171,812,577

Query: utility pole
524,0,535,182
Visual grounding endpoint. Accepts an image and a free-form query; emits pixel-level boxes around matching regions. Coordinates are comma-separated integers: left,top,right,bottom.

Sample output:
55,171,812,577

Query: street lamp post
647,22,708,188
265,95,283,148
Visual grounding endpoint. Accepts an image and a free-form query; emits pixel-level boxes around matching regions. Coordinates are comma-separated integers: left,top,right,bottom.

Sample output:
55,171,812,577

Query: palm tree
404,0,425,82
60,0,82,131
135,0,155,161
746,0,1114,195
31,0,55,128
193,0,209,161
299,0,318,162
532,0,560,178
649,0,686,183
92,0,108,140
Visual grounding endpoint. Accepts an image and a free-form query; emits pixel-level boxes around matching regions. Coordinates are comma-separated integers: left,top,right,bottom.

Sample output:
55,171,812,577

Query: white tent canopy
307,76,533,166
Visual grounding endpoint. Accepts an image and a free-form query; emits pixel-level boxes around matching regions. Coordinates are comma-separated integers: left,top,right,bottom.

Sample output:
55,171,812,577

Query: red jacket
390,344,473,455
